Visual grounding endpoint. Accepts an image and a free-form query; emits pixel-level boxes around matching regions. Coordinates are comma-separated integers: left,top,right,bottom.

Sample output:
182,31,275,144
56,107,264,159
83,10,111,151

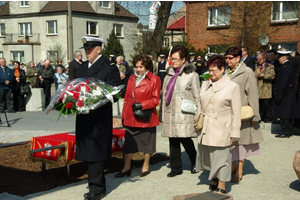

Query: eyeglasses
171,58,181,62
225,56,235,60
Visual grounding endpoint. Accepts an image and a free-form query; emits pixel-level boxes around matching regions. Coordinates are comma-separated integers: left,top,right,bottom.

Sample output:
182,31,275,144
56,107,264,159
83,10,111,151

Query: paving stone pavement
0,111,300,200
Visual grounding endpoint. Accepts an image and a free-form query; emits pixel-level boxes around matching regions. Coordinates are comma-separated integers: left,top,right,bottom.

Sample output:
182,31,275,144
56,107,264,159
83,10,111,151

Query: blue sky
117,1,185,26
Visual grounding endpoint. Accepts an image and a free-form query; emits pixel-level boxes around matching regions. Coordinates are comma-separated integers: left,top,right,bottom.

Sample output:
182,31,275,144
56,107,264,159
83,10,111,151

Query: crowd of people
1,35,300,199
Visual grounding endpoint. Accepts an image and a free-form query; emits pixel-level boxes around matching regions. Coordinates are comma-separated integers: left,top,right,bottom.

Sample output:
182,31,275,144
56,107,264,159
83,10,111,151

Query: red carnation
76,99,84,107
65,102,73,109
85,80,89,84
72,92,80,100
93,84,97,89
74,85,81,92
85,86,91,93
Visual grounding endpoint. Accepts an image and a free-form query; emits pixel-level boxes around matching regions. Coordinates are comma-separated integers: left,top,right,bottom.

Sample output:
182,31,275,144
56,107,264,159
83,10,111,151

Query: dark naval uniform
75,36,121,199
157,60,167,89
274,60,295,137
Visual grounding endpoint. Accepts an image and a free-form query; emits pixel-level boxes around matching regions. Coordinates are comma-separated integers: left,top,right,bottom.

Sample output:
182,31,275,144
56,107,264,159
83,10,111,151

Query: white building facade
0,1,138,65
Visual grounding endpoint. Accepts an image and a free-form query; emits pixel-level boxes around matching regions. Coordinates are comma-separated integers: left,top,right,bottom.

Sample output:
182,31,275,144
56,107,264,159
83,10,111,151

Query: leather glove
132,103,142,111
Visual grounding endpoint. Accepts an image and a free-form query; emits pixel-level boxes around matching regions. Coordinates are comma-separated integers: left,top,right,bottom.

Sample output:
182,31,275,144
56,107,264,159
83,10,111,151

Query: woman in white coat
196,55,241,194
161,46,201,177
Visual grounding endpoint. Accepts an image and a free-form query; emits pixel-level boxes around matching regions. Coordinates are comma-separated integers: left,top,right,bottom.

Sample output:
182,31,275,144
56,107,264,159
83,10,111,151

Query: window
208,7,230,26
114,24,123,37
0,23,5,36
20,1,29,7
99,1,109,8
272,1,299,21
0,51,3,58
19,23,32,36
163,38,169,47
47,20,57,35
87,21,97,35
47,51,58,63
270,43,297,54
11,51,25,63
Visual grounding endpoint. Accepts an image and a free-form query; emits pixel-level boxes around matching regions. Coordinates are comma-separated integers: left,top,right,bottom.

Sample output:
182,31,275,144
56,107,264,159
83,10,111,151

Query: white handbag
178,89,196,115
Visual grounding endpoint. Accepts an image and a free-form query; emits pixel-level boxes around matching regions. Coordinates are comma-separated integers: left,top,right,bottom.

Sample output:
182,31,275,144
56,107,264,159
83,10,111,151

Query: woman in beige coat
161,46,201,177
196,55,241,194
225,46,263,183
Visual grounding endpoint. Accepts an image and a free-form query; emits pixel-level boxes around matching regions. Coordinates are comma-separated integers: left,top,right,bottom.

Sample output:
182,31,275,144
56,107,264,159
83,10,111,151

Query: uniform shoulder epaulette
105,58,115,66
110,62,115,66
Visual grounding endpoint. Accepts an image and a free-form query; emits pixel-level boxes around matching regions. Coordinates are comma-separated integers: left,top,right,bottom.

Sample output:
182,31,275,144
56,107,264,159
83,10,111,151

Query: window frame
11,51,25,63
208,6,230,27
114,24,124,38
47,20,58,35
86,21,98,36
0,23,5,36
20,1,29,7
271,1,299,22
99,1,110,8
19,22,32,36
163,38,169,47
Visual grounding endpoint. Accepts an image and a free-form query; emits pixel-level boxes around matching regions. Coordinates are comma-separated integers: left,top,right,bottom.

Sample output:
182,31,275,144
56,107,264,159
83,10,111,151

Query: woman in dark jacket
115,54,161,178
13,61,26,111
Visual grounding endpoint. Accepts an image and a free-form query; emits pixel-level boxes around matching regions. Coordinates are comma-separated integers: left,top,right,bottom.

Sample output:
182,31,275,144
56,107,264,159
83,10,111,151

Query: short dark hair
267,49,277,55
207,55,226,70
240,46,248,52
133,53,153,70
171,46,188,60
14,61,20,67
226,46,242,58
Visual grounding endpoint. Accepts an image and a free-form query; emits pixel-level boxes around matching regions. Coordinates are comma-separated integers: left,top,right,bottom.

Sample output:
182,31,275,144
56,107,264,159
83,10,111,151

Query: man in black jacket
76,36,121,200
274,49,296,138
241,46,255,71
68,51,82,81
38,59,54,107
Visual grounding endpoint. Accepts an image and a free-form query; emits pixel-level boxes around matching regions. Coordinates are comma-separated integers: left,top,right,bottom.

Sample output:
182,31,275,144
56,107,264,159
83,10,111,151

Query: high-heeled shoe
139,169,150,177
115,169,131,178
216,188,227,194
209,178,219,190
231,174,243,183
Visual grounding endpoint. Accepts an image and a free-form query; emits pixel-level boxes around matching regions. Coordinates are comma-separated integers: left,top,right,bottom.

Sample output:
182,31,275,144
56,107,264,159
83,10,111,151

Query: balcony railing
1,33,40,44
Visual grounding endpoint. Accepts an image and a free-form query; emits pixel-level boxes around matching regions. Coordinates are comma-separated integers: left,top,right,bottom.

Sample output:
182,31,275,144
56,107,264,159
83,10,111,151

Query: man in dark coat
68,51,82,81
38,59,54,107
157,54,167,89
274,49,296,138
76,36,121,200
241,46,255,71
0,58,14,113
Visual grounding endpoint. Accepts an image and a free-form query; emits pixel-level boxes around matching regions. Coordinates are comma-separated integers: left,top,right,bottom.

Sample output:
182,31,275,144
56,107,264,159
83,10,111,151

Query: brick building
186,1,300,54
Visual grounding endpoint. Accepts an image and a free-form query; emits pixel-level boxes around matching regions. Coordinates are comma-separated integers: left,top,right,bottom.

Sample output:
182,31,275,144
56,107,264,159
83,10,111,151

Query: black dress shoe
115,169,131,178
84,192,105,200
167,171,182,177
275,134,290,138
191,165,197,174
209,178,219,190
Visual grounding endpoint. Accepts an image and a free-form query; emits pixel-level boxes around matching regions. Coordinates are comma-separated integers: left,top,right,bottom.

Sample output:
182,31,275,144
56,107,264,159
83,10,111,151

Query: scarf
134,70,149,87
227,63,240,78
14,68,20,78
165,65,183,104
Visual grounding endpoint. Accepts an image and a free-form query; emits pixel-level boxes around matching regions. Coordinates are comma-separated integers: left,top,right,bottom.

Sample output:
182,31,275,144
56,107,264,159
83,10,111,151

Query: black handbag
35,78,44,88
133,109,153,121
20,84,31,95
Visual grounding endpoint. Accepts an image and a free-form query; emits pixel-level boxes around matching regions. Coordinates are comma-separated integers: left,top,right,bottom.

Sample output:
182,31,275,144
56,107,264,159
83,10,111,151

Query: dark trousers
43,83,51,107
259,98,273,122
169,137,197,173
0,89,13,112
88,161,106,194
13,88,25,111
280,118,293,136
